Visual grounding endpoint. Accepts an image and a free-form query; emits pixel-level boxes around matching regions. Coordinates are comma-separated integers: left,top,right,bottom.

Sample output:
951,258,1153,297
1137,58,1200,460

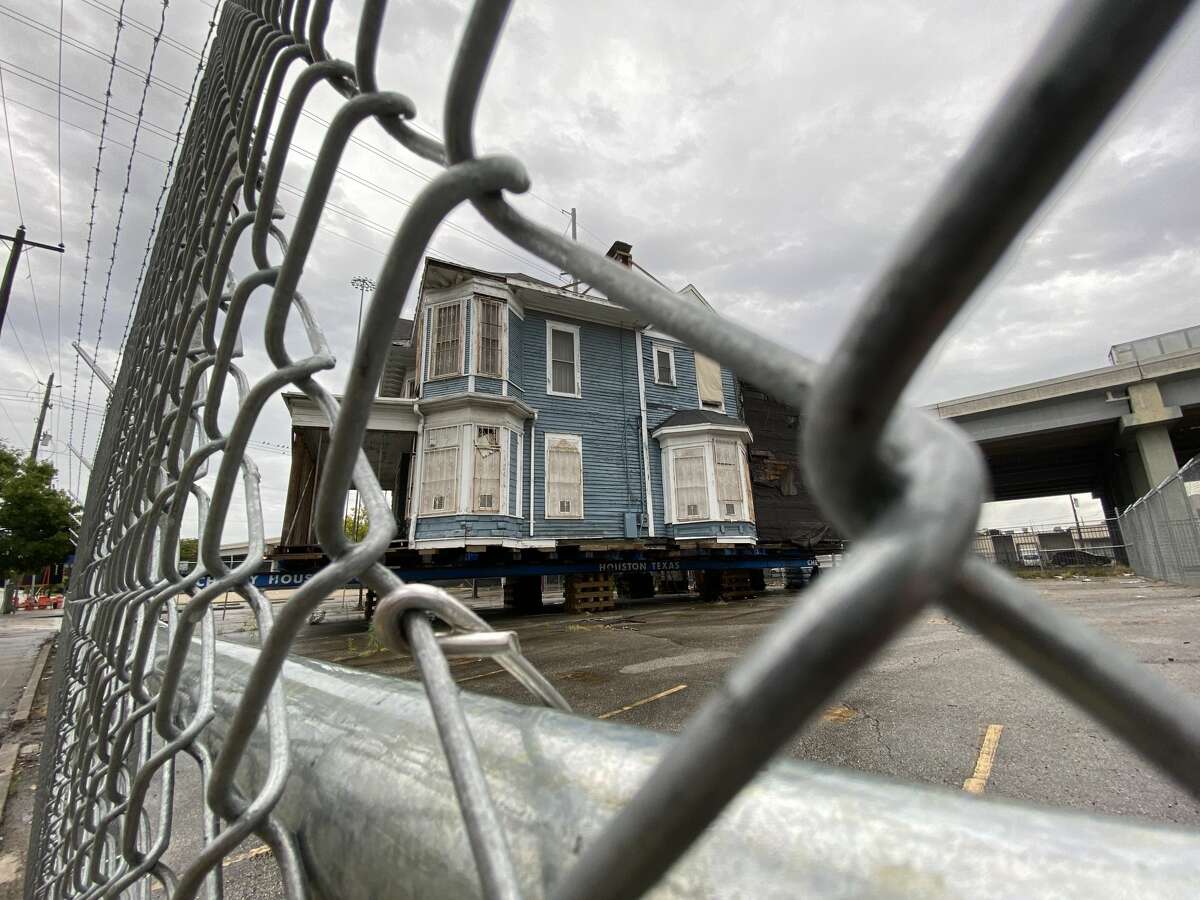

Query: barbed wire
76,0,173,483
66,0,127,499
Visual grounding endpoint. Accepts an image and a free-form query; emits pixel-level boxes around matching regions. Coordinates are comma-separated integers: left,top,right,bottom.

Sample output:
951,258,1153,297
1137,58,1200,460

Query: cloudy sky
1,0,1197,542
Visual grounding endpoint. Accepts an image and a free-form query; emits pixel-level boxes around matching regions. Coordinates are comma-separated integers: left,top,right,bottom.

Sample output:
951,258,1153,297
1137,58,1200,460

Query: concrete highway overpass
929,326,1200,517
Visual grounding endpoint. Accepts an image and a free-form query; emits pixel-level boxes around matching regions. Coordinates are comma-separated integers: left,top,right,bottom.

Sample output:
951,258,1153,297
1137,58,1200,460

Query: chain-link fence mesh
972,518,1128,569
26,0,1200,897
1119,457,1200,585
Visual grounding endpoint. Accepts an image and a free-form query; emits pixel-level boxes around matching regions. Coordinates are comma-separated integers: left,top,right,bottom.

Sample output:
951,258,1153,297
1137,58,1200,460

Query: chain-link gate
26,0,1200,897
1120,456,1200,585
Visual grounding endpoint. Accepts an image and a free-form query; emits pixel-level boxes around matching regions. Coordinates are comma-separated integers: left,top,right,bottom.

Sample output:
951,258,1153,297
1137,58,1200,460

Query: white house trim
634,330,655,537
651,341,676,386
651,422,752,441
425,297,467,380
471,294,508,380
545,319,582,398
543,432,584,519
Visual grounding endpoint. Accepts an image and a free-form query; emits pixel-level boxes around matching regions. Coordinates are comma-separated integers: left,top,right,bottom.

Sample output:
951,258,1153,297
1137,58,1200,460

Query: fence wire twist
27,0,1200,898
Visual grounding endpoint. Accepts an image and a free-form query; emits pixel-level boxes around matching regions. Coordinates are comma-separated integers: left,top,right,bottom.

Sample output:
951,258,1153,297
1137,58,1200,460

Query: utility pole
561,208,578,290
0,226,65,339
29,372,53,462
71,340,115,390
1069,494,1084,547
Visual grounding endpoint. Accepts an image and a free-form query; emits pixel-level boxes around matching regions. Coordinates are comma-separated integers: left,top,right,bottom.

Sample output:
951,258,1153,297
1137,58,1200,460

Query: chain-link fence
1119,457,1200,585
972,518,1128,569
27,0,1200,897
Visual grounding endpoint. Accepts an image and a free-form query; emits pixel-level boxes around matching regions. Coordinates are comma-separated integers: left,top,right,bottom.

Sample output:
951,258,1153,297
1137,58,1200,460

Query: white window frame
652,342,676,386
427,299,465,380
714,438,744,520
471,425,504,513
545,320,582,398
670,443,711,522
544,432,584,519
658,431,754,525
473,296,507,379
420,425,461,517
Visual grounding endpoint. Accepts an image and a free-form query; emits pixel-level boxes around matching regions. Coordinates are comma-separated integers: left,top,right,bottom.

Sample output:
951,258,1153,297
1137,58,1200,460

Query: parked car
784,562,820,589
1048,549,1113,568
1019,549,1042,567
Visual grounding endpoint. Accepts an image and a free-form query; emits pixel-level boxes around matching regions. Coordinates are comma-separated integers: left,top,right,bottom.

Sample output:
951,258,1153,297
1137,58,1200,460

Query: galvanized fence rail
1119,456,1200,585
26,0,1200,897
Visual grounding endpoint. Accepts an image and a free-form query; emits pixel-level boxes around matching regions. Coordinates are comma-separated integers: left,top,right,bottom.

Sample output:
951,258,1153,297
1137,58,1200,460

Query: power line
0,64,56,373
78,0,173,491
0,397,27,445
68,0,127,499
115,3,217,371
0,66,25,223
56,0,65,489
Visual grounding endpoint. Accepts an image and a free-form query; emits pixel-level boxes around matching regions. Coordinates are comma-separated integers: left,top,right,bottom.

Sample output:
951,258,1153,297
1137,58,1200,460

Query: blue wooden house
397,245,756,549
281,244,758,557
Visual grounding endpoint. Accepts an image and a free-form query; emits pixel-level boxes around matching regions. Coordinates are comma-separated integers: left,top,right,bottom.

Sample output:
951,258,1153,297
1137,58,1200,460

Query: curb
12,638,53,729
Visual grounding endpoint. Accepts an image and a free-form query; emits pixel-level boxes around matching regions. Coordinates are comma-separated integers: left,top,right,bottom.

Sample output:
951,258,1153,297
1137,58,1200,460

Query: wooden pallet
701,570,756,602
565,573,616,613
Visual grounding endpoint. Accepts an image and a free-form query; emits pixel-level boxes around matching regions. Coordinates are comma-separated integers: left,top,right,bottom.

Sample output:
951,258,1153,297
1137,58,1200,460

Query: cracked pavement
242,574,1200,827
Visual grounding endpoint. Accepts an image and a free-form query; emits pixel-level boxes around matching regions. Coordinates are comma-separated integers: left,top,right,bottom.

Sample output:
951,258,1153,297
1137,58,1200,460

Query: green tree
179,538,199,563
344,508,368,542
0,445,78,614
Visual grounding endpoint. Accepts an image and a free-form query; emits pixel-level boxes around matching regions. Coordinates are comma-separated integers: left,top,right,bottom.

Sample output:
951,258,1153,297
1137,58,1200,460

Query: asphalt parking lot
271,573,1200,828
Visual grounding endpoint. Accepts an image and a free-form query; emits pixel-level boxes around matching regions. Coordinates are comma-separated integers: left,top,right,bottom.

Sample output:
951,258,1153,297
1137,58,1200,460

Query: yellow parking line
963,724,1004,794
599,684,688,720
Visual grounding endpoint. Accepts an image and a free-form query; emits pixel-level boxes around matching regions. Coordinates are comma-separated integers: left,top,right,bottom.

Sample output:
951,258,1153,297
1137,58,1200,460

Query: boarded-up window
473,426,502,512
740,443,755,520
548,325,579,395
431,303,463,377
673,446,709,521
546,434,583,518
477,299,504,377
421,426,460,514
715,439,743,519
695,353,724,410
654,345,674,385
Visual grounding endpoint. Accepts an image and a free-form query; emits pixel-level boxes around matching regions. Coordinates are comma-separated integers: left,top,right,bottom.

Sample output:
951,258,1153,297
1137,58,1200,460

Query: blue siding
644,338,698,429
422,376,468,398
416,515,526,541
722,368,740,417
507,309,524,394
508,430,520,515
463,299,472,374
669,521,756,539
522,313,645,539
475,376,503,395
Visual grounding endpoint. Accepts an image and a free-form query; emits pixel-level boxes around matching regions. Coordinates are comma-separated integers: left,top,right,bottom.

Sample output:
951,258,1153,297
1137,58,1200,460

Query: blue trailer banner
194,554,816,589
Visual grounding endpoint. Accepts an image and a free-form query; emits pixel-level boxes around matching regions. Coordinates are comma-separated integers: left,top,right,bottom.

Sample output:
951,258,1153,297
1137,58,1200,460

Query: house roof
656,410,748,430
393,317,414,343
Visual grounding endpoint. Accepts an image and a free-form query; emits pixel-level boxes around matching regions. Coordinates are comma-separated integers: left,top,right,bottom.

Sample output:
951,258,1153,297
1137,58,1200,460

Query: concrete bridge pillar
1120,381,1182,497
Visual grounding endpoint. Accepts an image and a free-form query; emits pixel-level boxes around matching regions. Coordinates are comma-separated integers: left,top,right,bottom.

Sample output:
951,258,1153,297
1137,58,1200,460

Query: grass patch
1011,564,1131,579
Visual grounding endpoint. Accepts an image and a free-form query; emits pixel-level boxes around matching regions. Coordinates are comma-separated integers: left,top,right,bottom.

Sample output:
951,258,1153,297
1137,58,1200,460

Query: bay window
714,439,743,519
672,446,709,521
420,426,460,514
430,302,463,378
476,298,504,377
473,426,503,512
